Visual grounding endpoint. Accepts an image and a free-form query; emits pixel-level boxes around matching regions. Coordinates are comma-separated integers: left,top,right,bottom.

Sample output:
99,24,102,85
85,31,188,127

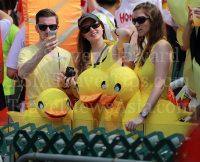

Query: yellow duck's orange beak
44,110,68,120
80,93,102,108
99,94,118,109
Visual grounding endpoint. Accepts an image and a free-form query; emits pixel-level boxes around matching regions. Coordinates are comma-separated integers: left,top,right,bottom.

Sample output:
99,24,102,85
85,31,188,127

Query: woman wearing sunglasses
125,2,181,132
67,13,131,95
76,13,131,75
64,13,131,129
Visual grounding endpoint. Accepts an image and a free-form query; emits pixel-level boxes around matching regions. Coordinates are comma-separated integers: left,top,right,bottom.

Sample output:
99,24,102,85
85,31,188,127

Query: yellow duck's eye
38,101,44,109
114,83,121,92
66,99,70,107
76,84,79,92
101,81,106,89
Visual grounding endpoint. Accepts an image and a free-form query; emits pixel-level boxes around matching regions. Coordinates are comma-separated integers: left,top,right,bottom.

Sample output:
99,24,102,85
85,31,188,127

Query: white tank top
114,0,163,28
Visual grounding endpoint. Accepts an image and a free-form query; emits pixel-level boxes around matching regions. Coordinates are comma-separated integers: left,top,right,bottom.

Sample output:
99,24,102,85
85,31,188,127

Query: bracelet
114,28,119,36
62,86,70,90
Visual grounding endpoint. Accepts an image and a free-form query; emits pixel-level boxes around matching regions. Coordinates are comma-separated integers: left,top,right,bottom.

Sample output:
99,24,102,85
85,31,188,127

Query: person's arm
18,36,58,79
7,68,18,80
182,5,194,49
111,28,131,61
125,41,173,132
87,0,98,12
0,10,13,25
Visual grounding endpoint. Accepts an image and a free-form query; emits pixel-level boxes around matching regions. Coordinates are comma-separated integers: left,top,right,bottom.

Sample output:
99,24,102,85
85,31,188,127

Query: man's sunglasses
37,24,58,31
132,16,150,25
81,21,101,34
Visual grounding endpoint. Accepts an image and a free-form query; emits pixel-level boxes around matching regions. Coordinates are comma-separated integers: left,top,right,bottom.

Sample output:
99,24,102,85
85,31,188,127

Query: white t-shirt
0,19,11,43
93,6,115,41
115,0,172,28
6,27,26,70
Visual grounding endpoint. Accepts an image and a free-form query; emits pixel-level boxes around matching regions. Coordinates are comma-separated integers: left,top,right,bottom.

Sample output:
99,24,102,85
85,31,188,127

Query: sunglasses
81,21,101,34
132,16,150,25
37,24,58,31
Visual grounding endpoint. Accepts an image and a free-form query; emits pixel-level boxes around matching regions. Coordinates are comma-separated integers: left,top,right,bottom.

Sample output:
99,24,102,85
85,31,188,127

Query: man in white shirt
114,0,172,28
0,10,13,110
6,27,26,113
93,0,122,41
6,27,26,79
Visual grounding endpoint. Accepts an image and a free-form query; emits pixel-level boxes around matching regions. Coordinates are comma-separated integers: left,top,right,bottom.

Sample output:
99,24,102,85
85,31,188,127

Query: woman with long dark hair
66,13,131,129
67,13,131,95
76,13,131,75
125,2,177,131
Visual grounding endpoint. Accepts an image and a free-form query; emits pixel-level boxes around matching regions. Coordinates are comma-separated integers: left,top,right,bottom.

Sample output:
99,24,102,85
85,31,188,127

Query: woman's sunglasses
37,24,58,31
132,16,150,25
81,21,101,34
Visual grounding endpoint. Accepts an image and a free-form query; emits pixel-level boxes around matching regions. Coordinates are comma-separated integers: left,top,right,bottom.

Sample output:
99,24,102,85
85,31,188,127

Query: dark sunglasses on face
81,21,101,34
132,16,150,25
37,24,58,31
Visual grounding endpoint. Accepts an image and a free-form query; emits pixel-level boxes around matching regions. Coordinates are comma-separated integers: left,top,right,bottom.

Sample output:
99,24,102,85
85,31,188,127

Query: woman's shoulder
156,39,171,47
154,39,172,51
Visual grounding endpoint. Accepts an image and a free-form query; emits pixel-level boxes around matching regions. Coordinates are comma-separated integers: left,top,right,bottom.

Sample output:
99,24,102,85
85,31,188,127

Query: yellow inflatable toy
7,88,73,129
168,0,200,93
100,67,196,136
73,68,107,131
99,67,140,132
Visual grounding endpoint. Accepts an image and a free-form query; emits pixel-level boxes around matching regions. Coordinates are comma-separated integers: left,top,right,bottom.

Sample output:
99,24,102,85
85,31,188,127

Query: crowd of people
0,0,200,134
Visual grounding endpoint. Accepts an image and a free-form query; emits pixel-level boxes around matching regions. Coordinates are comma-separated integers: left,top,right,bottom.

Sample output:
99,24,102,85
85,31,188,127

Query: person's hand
69,77,76,88
194,6,200,19
55,71,77,89
180,45,187,51
125,115,144,132
188,5,194,24
122,51,135,69
53,71,68,88
40,35,58,55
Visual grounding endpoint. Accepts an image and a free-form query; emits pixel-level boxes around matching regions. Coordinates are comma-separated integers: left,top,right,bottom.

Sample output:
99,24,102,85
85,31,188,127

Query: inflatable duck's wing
7,109,72,129
7,111,29,127
144,121,198,137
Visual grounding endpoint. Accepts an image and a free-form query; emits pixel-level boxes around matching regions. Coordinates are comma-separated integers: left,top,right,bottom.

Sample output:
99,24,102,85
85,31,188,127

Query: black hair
10,11,19,26
96,0,118,6
36,9,58,24
2,0,17,10
0,0,18,26
0,0,5,11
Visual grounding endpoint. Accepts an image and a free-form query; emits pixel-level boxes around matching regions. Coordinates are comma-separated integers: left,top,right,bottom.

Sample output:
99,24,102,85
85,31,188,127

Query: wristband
62,86,70,90
114,29,119,36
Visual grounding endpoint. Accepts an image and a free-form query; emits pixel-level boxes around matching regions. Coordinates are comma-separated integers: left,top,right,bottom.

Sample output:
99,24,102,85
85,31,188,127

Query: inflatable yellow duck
7,88,73,128
73,68,107,130
99,67,140,132
100,67,196,136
